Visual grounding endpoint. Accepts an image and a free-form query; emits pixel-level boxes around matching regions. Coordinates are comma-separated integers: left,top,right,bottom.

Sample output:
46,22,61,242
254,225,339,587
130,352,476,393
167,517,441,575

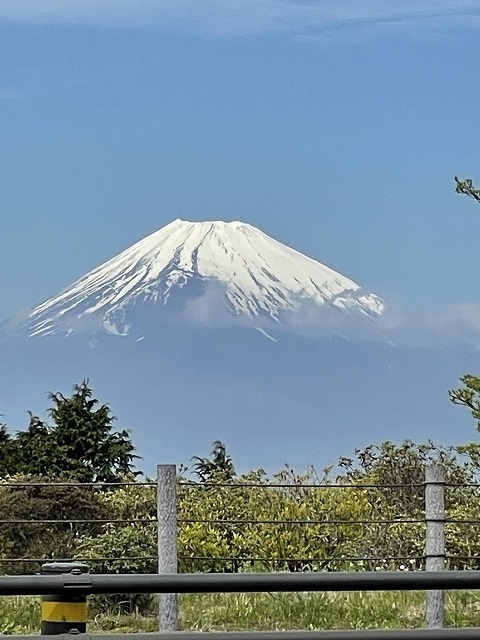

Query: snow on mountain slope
18,219,384,338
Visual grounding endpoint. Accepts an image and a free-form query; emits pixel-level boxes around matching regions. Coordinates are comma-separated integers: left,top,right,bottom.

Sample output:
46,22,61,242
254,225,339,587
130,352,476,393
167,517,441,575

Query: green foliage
338,439,480,568
449,374,480,432
0,475,113,574
339,440,478,511
0,382,139,576
77,483,157,574
0,381,139,482
448,375,480,480
76,483,157,613
0,425,20,477
72,435,480,595
18,381,139,482
178,465,379,573
455,176,480,203
191,440,236,482
0,597,39,635
75,441,449,578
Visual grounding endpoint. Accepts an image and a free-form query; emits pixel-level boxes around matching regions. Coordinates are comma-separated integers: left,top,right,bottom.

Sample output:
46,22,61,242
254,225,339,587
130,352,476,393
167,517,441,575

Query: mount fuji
7,219,383,340
0,220,476,474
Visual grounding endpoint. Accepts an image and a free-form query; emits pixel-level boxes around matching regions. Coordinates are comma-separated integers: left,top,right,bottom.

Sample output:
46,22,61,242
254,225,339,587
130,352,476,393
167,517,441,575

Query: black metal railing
3,570,480,639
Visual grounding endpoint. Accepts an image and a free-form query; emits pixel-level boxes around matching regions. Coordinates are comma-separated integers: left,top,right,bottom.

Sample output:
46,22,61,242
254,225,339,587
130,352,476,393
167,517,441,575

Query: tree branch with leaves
455,177,480,203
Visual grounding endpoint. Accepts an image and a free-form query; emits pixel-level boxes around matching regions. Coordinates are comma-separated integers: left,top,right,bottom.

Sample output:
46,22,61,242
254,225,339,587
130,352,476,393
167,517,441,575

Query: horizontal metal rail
0,519,155,524
178,518,480,525
0,517,479,525
7,630,480,640
0,482,156,487
0,481,427,488
177,519,426,525
0,518,423,525
2,570,480,595
178,555,427,563
3,517,479,525
0,480,477,489
177,482,427,489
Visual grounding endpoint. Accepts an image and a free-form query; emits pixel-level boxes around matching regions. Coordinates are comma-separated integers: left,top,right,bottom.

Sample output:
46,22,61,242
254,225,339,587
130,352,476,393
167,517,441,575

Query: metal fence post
157,464,178,631
425,463,445,629
40,562,89,635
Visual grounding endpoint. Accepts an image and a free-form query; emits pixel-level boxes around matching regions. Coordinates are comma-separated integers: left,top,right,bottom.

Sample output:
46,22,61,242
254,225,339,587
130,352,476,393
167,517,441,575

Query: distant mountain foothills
0,219,476,474
2,219,384,340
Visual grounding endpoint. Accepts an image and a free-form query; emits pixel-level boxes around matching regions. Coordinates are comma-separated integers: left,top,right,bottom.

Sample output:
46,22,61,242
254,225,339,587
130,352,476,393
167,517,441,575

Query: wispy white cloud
395,301,480,350
250,293,480,350
342,298,480,350
0,1,479,40
175,281,480,350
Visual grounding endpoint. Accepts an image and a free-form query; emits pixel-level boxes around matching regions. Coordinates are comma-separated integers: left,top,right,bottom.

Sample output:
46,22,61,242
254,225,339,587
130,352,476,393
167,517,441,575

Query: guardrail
4,569,480,639
7,569,480,595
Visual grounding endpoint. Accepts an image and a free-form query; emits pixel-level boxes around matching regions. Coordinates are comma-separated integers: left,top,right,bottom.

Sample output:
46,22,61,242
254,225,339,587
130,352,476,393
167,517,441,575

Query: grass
1,590,480,634
181,591,428,631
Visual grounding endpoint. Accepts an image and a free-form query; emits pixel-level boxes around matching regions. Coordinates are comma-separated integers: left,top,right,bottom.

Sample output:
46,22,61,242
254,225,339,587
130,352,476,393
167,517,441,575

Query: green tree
0,424,20,477
449,374,480,469
190,440,236,482
449,374,480,429
338,440,475,515
14,381,140,482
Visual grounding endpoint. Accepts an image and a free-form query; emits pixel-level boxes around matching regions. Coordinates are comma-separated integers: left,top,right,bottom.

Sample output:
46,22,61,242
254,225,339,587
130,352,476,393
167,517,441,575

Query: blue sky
1,1,480,322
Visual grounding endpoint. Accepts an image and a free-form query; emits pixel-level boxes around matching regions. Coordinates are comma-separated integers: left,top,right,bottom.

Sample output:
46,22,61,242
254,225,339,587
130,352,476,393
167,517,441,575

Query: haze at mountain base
0,325,476,475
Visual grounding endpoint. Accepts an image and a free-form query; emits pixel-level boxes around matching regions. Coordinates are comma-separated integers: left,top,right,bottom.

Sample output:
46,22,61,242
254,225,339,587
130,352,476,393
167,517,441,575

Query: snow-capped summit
17,219,384,338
